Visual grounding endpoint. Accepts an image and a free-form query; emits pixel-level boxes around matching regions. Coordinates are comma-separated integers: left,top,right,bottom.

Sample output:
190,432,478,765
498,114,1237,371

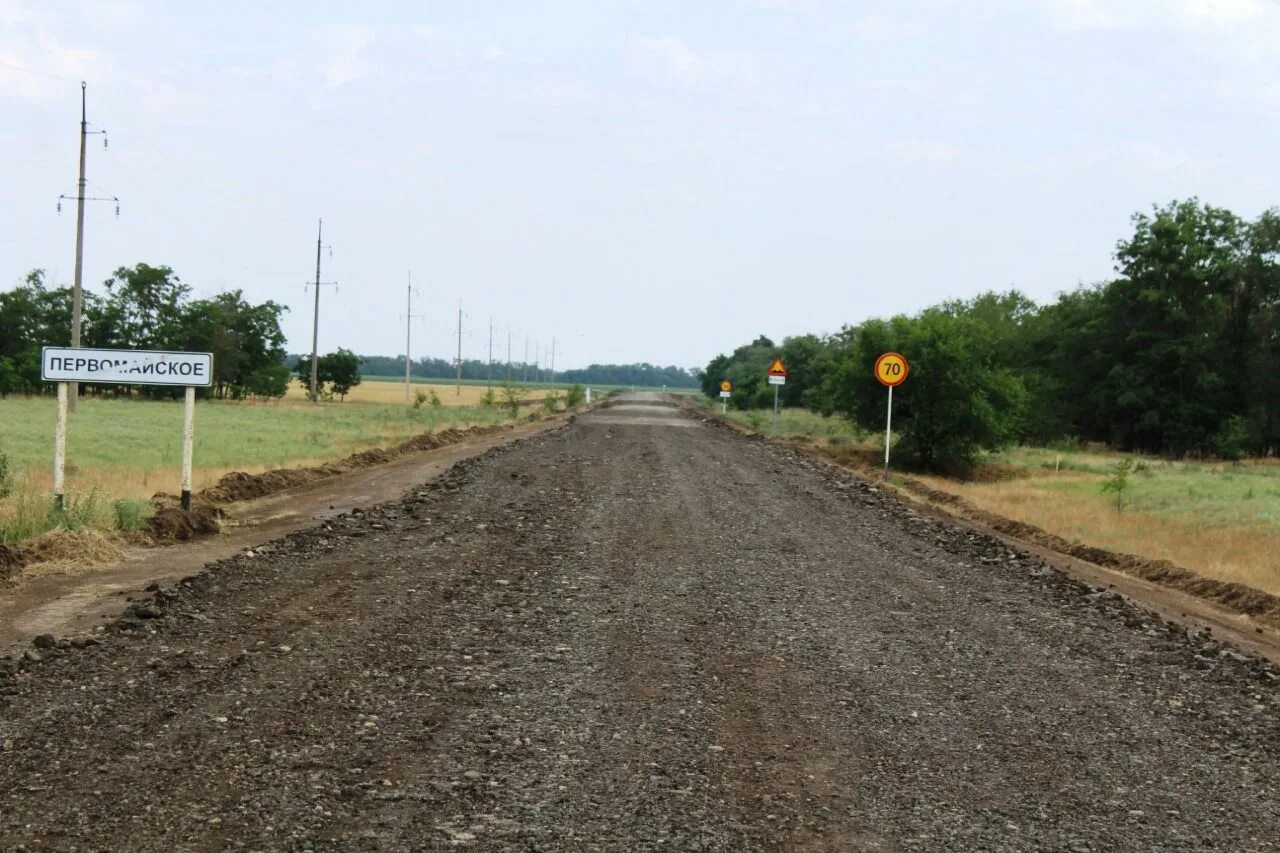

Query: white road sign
42,347,213,387
767,374,786,386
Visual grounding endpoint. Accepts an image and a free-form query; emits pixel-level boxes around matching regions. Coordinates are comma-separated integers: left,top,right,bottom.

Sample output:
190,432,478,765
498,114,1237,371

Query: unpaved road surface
2,396,1279,851
0,417,561,650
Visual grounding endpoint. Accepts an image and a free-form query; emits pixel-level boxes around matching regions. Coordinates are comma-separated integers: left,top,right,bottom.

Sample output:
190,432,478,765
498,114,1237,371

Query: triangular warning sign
768,358,787,376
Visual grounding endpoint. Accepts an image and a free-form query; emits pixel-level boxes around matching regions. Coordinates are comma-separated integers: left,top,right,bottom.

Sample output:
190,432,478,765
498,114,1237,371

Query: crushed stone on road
1,397,1278,851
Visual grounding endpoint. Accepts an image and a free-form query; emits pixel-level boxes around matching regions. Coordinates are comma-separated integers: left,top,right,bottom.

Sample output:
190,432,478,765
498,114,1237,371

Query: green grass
0,396,507,476
0,395,513,546
694,399,867,442
985,446,1280,529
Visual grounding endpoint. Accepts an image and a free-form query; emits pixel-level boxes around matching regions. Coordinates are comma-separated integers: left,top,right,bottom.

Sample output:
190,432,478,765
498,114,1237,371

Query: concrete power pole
305,219,336,404
523,335,529,383
58,82,116,414
455,301,463,396
506,326,512,383
487,317,494,391
550,337,556,387
402,273,423,403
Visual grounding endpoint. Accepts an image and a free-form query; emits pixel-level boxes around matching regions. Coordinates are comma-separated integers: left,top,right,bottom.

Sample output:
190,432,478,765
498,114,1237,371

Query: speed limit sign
874,352,909,387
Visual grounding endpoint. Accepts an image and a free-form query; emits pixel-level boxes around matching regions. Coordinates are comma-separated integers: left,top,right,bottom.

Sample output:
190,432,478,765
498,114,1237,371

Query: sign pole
53,382,68,511
772,383,779,436
883,384,893,479
181,385,196,511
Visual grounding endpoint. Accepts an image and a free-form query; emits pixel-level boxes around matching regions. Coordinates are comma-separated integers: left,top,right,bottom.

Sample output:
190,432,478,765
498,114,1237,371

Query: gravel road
2,396,1278,851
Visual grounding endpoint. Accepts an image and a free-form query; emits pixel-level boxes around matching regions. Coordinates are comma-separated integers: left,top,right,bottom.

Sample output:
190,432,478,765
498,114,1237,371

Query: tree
0,270,78,393
243,364,291,400
826,311,1027,473
321,348,361,401
177,290,287,399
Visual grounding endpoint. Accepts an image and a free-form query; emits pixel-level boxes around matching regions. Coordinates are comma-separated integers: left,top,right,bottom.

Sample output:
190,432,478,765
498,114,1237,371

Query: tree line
355,354,699,388
0,264,290,400
702,200,1280,470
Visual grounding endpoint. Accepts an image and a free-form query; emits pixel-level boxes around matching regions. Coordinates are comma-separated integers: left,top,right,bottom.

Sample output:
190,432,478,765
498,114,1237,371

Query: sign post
42,347,214,511
719,379,732,414
53,382,68,510
767,358,787,436
873,352,909,479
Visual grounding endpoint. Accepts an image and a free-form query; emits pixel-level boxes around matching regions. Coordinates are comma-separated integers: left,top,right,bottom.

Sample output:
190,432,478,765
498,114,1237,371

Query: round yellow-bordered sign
874,352,909,387
720,379,732,392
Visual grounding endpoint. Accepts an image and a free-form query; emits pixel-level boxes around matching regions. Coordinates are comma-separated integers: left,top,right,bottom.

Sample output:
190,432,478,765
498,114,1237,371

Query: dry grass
911,470,1280,598
20,528,124,577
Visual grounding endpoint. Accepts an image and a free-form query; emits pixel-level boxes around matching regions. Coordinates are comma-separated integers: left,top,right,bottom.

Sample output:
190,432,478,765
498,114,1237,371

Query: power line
0,59,81,85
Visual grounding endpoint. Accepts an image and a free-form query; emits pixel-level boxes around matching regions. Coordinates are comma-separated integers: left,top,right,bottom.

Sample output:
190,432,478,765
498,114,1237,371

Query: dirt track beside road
2,396,1279,851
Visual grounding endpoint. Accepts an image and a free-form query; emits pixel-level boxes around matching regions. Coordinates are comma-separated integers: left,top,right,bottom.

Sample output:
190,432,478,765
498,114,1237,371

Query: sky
4,0,1280,372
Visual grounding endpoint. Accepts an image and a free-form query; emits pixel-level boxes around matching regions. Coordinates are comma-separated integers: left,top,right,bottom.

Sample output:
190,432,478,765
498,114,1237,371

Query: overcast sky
4,0,1279,370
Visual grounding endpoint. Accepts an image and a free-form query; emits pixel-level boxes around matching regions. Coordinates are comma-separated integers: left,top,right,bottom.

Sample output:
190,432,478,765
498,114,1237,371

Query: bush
565,384,586,407
480,389,497,408
413,390,429,410
541,393,560,413
428,390,443,409
1101,457,1134,511
1211,415,1250,461
501,383,524,417
112,499,146,533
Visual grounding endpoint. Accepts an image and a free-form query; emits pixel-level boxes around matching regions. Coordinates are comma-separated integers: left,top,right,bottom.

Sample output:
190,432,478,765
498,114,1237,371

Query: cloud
879,137,964,165
848,14,921,42
1034,0,1268,31
630,35,760,90
309,24,379,88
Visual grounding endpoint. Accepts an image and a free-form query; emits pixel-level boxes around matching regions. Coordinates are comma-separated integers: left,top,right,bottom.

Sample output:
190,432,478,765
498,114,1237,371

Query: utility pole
487,317,494,391
58,82,116,414
506,326,512,383
550,337,556,387
534,341,540,386
455,301,463,396
305,219,336,404
402,273,423,403
523,335,529,383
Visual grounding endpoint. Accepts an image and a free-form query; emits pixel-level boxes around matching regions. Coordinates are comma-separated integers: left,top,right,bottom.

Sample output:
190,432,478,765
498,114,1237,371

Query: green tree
243,364,291,400
177,290,288,399
828,311,1027,472
321,348,361,401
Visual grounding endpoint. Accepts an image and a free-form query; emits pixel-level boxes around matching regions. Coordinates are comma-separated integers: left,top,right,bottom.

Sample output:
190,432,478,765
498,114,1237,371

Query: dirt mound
0,544,27,584
147,506,223,541
188,424,510,508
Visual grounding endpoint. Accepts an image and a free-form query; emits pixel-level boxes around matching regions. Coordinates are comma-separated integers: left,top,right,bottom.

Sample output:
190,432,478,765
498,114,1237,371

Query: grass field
283,379,503,406
699,399,1280,597
0,391,525,545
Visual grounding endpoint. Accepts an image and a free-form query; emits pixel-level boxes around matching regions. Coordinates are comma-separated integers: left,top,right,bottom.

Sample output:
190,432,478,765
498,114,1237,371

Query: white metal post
883,384,893,479
53,382,68,510
181,385,195,511
772,384,779,436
